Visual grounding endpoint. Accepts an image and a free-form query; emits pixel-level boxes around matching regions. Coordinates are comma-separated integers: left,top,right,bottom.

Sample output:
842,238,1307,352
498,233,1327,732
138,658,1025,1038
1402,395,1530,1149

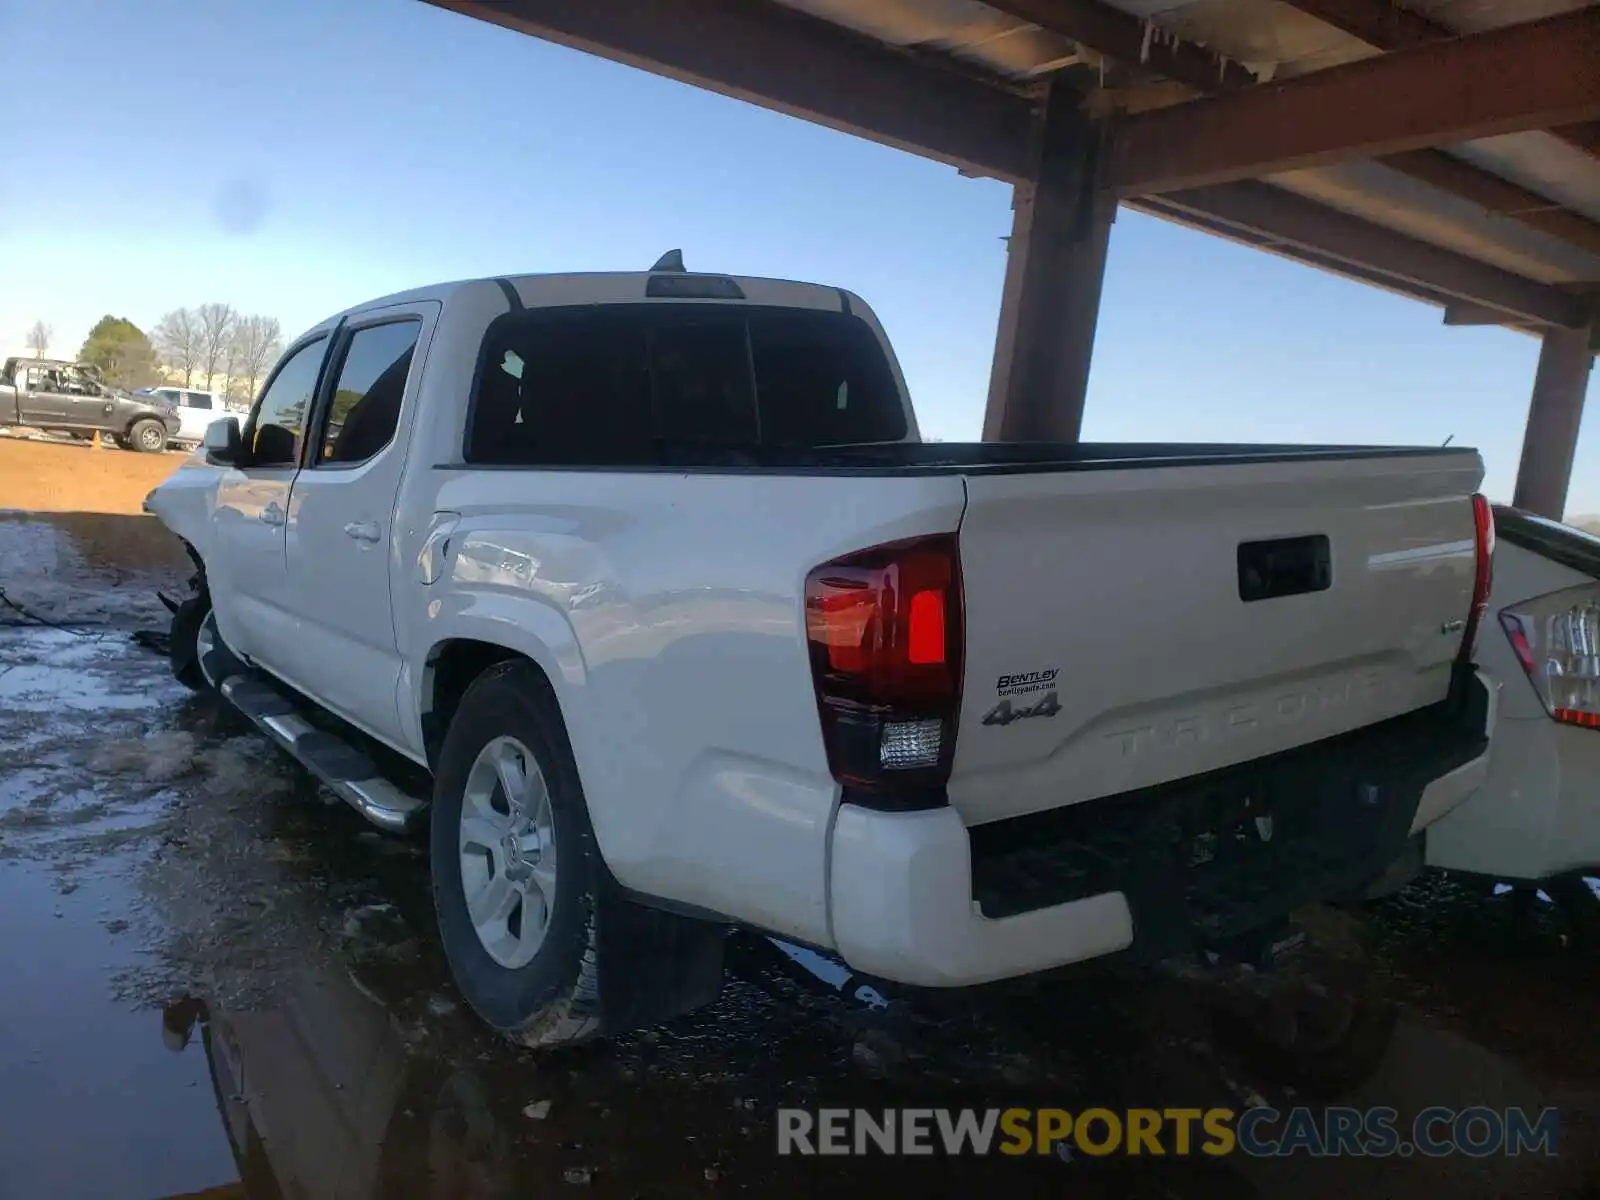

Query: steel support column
983,84,1114,442
1512,324,1597,519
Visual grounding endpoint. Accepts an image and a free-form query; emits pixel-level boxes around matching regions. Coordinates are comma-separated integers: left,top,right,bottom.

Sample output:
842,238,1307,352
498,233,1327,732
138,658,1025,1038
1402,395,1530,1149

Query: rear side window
188,392,213,410
466,304,905,465
316,320,420,466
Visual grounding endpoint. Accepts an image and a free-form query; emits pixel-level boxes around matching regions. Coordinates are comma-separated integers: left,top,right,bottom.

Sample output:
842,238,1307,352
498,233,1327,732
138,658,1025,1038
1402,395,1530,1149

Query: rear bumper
828,667,1495,988
830,804,1136,986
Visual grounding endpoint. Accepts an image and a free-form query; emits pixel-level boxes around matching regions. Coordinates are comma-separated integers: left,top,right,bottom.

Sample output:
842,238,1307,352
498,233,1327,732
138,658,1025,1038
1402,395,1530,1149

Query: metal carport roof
421,0,1598,513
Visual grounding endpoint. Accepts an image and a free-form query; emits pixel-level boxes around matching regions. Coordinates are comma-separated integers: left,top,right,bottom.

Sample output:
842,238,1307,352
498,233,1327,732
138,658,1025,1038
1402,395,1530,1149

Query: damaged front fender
143,454,224,567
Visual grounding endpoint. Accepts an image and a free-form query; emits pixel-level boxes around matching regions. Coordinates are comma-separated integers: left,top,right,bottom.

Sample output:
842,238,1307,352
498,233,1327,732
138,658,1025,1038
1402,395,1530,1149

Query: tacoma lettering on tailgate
1103,667,1390,760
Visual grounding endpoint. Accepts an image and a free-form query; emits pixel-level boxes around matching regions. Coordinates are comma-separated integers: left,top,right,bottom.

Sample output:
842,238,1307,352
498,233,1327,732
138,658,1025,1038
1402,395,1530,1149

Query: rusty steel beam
1136,199,1515,319
1004,0,1600,257
984,82,1115,442
980,0,1258,93
1110,7,1600,195
1276,0,1449,53
421,0,1035,182
1136,181,1589,327
1379,150,1600,259
1442,302,1517,327
426,0,1585,333
1513,323,1597,519
1279,0,1600,163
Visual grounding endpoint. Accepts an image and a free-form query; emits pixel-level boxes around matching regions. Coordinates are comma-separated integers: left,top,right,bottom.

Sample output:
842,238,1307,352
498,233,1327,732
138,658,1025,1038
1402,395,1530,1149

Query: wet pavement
4,512,1600,1198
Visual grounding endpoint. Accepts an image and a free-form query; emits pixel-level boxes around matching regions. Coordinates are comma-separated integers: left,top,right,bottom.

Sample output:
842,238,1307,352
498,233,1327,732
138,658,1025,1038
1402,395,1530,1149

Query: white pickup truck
144,257,1500,1048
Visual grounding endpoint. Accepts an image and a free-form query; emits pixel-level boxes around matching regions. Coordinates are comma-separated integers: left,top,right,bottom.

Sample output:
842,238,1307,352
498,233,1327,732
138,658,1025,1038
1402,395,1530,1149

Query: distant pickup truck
144,256,1500,1049
0,357,179,451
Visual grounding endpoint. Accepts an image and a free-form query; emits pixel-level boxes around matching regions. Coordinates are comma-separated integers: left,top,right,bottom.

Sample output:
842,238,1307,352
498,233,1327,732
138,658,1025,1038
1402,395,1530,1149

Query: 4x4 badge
982,691,1063,727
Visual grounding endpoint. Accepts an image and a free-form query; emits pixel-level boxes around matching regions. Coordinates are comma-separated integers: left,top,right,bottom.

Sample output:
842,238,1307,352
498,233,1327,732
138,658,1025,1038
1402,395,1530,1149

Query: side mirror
203,417,243,465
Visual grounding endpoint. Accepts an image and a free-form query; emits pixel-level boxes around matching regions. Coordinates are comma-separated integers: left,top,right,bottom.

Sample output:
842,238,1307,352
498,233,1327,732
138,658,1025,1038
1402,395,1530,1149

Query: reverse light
804,534,963,805
1499,584,1600,728
1459,493,1495,664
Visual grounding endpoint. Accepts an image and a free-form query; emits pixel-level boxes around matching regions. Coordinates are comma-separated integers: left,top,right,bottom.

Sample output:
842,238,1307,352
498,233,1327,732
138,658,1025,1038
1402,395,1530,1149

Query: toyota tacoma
143,256,1500,1047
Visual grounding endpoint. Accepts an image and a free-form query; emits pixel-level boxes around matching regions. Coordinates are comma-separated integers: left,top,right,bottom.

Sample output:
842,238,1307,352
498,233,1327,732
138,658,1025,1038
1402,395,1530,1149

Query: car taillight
1499,584,1600,728
804,534,963,807
1458,492,1495,663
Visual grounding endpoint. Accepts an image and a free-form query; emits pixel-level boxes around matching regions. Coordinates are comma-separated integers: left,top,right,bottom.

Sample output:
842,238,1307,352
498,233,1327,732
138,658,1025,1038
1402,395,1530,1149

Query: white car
143,257,1499,1047
145,386,227,445
1423,506,1600,916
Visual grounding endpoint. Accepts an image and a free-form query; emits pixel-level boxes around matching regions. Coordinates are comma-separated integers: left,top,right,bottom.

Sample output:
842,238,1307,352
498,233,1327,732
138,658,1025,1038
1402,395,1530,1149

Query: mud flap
592,888,727,1034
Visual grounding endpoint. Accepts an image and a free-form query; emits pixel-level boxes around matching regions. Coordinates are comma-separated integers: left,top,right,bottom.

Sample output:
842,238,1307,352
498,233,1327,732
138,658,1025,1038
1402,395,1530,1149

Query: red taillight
804,534,963,801
1458,493,1495,664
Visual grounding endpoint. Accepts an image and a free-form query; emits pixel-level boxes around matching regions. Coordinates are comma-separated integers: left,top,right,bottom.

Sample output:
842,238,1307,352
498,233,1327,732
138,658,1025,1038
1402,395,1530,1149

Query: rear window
466,305,906,466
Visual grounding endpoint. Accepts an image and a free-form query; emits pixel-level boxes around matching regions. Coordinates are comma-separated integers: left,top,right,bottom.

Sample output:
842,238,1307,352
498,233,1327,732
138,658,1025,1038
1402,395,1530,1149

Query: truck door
208,335,329,664
19,364,74,426
62,367,118,431
277,304,435,749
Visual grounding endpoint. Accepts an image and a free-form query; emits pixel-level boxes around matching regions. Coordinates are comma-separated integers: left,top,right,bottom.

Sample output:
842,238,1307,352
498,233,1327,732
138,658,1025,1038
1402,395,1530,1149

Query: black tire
129,418,167,453
169,591,242,691
430,661,603,1049
169,594,210,690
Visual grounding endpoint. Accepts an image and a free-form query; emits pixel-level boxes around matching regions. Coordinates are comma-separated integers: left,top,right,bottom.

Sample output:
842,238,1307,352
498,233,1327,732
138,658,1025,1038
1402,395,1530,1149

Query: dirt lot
0,434,186,515
2,439,1600,1197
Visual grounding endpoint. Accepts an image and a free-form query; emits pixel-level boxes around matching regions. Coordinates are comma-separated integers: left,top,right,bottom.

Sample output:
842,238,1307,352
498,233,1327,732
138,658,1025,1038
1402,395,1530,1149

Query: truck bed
433,439,1483,830
436,440,1465,476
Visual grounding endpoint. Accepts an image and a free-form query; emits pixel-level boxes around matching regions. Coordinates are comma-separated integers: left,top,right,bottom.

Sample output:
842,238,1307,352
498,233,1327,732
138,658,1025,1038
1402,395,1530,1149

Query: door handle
344,520,382,544
260,503,286,527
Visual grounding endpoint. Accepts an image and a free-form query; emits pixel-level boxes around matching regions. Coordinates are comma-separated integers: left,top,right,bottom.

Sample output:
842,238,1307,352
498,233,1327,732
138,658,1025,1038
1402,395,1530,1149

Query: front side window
317,320,419,465
62,366,101,395
248,338,325,467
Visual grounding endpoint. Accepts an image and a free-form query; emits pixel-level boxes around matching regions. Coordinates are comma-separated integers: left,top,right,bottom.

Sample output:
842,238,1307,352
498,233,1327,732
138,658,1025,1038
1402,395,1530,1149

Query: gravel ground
3,499,1600,1198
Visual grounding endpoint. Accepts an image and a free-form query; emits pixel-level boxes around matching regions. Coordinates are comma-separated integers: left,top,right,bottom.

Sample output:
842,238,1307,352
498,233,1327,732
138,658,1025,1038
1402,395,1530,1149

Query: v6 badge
982,691,1062,727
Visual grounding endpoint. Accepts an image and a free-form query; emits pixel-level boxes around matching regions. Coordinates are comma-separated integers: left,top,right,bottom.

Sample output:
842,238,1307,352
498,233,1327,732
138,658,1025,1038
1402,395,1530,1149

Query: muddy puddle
3,515,1600,1197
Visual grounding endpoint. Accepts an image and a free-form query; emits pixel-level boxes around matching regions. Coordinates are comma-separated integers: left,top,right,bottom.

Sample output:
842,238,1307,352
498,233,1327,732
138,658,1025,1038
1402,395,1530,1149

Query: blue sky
3,0,1595,509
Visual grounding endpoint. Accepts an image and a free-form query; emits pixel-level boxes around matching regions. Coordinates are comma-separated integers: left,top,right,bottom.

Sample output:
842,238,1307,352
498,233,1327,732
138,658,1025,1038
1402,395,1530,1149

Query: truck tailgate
949,449,1483,826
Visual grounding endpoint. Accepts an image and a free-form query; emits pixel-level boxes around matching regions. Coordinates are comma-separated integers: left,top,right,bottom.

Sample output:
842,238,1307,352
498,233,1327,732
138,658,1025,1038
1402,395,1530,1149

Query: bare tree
196,302,238,390
24,320,52,358
230,315,283,404
221,326,245,401
152,308,204,386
